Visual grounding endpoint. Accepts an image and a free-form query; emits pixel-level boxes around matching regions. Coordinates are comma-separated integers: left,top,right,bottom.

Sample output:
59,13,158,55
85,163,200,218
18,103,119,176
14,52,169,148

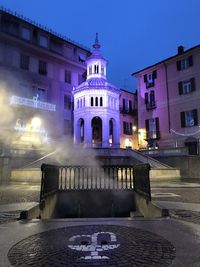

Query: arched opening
77,118,84,144
95,97,98,106
92,117,102,147
185,137,198,155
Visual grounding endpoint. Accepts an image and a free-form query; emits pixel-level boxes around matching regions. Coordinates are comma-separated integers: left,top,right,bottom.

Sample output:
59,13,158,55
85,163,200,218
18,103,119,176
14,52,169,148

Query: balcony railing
146,101,156,110
146,130,160,140
120,107,137,116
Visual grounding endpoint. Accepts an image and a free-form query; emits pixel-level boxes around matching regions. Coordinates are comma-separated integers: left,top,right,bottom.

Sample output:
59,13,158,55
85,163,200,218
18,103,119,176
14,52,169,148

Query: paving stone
170,209,200,224
8,225,175,267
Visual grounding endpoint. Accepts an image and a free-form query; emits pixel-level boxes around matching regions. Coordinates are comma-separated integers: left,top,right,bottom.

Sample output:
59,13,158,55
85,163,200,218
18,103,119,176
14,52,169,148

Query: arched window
80,99,82,108
94,65,99,74
89,66,92,75
77,99,79,109
95,97,98,106
83,97,85,107
100,97,103,106
101,66,104,75
91,97,94,106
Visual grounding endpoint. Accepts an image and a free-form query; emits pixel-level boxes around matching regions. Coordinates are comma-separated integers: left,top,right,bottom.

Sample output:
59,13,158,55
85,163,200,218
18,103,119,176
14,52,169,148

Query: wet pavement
1,180,200,266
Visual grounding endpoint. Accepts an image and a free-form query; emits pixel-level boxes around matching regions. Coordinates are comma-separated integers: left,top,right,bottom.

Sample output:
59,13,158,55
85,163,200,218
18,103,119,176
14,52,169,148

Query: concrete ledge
20,192,57,219
11,168,41,184
134,192,169,218
150,169,181,181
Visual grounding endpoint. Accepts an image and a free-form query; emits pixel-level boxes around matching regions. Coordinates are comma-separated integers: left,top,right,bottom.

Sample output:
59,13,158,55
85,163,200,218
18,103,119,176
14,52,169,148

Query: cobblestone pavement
0,184,40,204
170,210,200,224
8,225,176,267
0,211,19,224
151,187,200,203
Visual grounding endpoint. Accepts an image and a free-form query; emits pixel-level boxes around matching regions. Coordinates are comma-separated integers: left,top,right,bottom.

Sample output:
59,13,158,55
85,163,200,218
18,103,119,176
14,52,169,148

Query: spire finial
93,32,100,49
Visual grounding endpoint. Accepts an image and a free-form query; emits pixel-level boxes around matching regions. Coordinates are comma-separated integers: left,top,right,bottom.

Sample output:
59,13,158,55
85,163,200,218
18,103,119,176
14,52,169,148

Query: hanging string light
170,127,200,137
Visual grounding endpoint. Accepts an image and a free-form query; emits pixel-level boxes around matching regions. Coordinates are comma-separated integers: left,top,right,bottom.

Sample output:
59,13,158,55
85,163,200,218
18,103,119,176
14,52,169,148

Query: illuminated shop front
9,94,56,149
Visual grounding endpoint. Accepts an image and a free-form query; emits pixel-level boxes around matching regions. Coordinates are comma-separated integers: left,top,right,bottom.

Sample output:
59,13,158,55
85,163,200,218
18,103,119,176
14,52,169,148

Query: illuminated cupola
86,33,107,80
73,34,120,148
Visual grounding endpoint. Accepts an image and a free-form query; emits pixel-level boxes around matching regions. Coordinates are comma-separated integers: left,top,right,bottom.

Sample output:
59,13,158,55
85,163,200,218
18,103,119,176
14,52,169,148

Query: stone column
113,117,120,148
84,118,92,147
102,119,109,148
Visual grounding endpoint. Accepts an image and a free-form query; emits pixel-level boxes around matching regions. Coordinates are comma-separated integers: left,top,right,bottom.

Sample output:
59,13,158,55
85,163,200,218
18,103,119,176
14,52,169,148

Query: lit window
145,118,160,139
181,109,198,127
179,78,195,95
144,70,157,88
183,81,191,94
177,56,193,71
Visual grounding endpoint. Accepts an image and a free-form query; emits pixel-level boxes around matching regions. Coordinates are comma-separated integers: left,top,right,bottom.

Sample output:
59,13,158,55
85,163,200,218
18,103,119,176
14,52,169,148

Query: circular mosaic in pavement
8,225,175,267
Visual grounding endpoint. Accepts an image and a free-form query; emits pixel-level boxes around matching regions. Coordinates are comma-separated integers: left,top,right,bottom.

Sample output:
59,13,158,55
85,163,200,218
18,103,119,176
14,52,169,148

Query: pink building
133,45,200,155
119,89,138,149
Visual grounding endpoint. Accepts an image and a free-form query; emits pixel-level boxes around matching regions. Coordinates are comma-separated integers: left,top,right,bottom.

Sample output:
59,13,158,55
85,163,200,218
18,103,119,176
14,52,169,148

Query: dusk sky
0,0,200,92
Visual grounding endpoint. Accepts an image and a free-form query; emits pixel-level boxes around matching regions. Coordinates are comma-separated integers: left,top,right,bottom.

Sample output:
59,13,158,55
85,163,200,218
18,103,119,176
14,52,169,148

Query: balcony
146,101,156,110
120,107,137,116
146,130,160,140
146,81,154,89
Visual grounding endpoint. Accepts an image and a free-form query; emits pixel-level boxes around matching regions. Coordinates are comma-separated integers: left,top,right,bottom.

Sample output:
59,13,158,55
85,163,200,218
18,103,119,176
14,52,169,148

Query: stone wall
154,155,200,178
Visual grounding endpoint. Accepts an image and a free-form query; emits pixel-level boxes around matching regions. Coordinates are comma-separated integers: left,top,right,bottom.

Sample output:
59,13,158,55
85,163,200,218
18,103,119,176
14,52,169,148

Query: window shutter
129,100,132,111
123,99,125,110
178,82,183,95
191,77,195,91
193,109,198,126
145,119,149,139
176,60,181,71
181,112,185,128
145,92,148,104
123,122,126,134
130,123,133,134
152,70,157,79
150,90,155,103
144,74,147,83
188,55,193,67
155,117,160,138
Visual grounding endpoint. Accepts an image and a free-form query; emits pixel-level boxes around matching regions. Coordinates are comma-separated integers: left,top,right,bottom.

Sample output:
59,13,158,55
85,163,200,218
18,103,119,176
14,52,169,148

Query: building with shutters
0,7,90,150
0,7,138,152
132,45,200,155
119,89,138,149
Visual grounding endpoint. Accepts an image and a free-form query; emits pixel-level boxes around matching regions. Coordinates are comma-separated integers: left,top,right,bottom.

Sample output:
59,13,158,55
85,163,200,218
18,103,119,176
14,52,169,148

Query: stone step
150,168,181,181
11,168,41,184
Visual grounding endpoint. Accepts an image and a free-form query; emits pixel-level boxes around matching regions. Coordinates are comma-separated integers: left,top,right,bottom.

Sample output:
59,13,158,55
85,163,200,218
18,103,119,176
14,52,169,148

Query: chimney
178,45,184,54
